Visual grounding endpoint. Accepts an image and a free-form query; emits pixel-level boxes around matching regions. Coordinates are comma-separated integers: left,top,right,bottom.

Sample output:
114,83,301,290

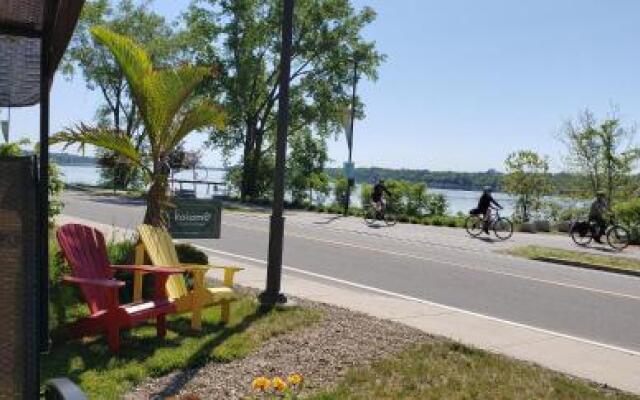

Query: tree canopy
184,0,384,200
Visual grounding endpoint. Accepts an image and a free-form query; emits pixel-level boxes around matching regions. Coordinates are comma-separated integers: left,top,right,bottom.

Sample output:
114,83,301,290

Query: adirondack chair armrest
62,276,125,289
110,265,185,275
182,264,244,288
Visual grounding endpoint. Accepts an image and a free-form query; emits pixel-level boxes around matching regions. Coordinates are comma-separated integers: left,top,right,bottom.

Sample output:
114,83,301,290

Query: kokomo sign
167,198,222,239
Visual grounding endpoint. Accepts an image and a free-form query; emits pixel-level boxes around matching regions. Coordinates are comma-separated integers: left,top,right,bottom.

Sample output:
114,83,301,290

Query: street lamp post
343,56,359,216
259,0,294,307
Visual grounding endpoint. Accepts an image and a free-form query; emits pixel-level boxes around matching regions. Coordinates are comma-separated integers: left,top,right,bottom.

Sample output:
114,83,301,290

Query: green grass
41,296,322,399
308,341,638,400
503,245,640,273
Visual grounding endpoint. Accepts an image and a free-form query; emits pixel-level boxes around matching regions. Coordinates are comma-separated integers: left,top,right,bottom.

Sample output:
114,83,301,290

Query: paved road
61,191,640,352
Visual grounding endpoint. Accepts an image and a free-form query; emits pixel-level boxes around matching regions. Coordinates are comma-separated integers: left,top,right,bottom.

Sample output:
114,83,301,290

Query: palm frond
52,123,147,172
149,66,212,140
90,26,154,134
168,103,226,151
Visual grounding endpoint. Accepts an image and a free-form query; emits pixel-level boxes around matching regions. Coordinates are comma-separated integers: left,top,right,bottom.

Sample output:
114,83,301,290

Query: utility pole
259,0,294,307
343,56,359,216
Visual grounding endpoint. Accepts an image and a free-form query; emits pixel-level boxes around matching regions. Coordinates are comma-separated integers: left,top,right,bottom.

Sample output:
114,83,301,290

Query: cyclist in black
371,179,391,216
476,186,502,233
589,191,609,243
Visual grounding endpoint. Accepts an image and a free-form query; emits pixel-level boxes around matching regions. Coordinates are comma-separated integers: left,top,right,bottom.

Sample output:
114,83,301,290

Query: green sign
167,198,222,239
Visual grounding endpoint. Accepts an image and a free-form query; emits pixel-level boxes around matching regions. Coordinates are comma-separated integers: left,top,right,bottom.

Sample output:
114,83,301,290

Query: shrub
431,217,443,226
614,199,640,243
360,183,373,208
333,176,349,206
49,239,78,331
426,193,448,216
176,243,209,265
446,217,457,227
558,205,588,222
108,239,136,264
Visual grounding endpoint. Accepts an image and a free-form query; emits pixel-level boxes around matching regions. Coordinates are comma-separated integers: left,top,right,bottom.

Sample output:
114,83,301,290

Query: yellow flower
272,376,288,392
251,376,271,391
287,373,303,386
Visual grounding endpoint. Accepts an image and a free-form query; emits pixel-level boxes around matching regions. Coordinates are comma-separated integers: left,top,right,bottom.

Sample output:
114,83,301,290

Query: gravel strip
125,298,431,399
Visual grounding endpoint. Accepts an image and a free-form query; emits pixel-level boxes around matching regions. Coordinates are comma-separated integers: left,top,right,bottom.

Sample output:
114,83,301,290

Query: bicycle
363,200,397,227
465,208,513,240
570,217,630,251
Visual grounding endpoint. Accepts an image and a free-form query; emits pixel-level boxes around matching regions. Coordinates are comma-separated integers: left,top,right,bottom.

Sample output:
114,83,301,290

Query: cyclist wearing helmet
476,186,502,233
589,191,609,243
371,179,391,215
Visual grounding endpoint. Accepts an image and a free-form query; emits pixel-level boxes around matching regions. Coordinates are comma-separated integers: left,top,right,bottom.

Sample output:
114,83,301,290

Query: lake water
59,165,532,216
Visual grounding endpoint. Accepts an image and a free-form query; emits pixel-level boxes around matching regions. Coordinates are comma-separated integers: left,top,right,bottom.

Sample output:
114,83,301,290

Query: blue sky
6,0,640,171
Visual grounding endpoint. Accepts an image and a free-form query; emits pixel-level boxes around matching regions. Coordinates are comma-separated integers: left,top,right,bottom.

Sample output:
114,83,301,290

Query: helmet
378,179,385,184
596,190,606,197
483,186,492,193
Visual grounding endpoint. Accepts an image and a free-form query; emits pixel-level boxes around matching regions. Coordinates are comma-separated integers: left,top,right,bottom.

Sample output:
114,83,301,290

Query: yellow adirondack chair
133,224,243,330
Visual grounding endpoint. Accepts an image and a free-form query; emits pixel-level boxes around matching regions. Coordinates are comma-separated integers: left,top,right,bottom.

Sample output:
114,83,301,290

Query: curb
533,256,640,278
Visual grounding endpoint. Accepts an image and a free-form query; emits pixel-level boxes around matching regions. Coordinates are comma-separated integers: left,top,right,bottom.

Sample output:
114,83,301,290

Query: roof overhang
0,0,85,107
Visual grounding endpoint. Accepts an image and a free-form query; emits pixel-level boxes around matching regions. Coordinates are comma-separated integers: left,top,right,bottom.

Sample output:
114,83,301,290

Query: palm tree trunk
144,177,166,227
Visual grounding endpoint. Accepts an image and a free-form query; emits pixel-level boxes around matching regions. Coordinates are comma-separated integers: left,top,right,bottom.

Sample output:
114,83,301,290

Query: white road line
222,222,640,301
191,243,640,358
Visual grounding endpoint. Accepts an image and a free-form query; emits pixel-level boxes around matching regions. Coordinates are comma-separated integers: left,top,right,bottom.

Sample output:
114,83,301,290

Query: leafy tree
597,117,640,204
504,150,552,222
333,176,349,207
63,0,189,189
404,182,428,217
185,0,384,200
560,108,640,202
287,129,329,205
560,109,604,197
54,27,225,226
360,183,372,207
426,193,448,216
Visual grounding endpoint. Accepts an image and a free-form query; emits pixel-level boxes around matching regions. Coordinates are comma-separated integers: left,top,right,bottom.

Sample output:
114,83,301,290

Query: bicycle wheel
570,221,592,246
493,217,513,240
363,206,376,226
607,225,630,251
465,215,483,237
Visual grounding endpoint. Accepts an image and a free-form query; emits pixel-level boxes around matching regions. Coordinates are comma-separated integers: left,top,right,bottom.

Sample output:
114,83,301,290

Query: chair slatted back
137,225,188,299
56,224,114,314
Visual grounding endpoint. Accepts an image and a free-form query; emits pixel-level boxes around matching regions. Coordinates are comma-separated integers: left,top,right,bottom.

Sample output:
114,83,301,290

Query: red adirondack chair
56,224,183,352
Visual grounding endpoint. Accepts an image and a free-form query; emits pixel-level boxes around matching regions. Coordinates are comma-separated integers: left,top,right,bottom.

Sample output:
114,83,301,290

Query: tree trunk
240,125,265,201
240,123,256,201
144,174,167,227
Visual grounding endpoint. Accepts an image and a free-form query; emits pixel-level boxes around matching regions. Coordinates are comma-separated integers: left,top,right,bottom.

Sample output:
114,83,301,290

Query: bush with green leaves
426,193,448,216
333,176,349,207
176,243,209,265
557,205,589,222
360,183,373,207
614,199,640,243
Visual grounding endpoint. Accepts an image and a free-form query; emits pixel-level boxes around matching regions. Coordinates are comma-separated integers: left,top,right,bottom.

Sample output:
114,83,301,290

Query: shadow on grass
153,309,269,397
40,300,273,397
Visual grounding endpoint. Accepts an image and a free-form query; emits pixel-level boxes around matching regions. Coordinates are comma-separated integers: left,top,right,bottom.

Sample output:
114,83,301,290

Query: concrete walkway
56,214,640,395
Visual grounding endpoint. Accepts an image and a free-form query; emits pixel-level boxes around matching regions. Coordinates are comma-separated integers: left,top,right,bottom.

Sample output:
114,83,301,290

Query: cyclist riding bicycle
473,186,502,234
589,191,610,243
371,179,392,217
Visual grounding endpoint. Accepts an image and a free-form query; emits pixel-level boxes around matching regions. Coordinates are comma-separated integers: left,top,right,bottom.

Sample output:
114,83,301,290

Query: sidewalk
57,214,640,395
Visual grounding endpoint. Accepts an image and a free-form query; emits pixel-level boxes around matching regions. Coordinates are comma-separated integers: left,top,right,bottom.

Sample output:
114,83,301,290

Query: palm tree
54,27,224,226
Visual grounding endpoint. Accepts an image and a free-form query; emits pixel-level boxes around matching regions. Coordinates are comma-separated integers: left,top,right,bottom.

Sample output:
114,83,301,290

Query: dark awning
0,0,85,107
